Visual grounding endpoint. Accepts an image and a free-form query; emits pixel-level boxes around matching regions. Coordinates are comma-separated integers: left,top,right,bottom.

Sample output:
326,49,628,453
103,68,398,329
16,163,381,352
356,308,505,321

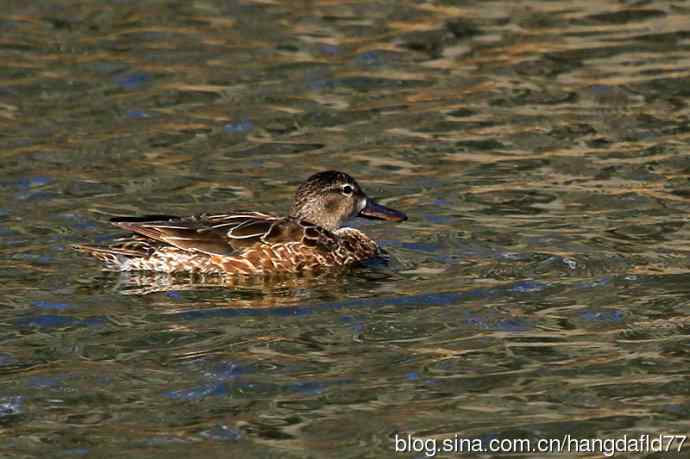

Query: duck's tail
72,237,157,271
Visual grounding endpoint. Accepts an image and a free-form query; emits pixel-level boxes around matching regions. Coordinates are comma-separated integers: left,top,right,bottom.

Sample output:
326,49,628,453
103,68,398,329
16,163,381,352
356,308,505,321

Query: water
1,0,690,457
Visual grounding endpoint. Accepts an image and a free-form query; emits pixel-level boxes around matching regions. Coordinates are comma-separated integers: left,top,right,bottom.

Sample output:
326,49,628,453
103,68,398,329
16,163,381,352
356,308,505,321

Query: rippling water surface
2,1,690,457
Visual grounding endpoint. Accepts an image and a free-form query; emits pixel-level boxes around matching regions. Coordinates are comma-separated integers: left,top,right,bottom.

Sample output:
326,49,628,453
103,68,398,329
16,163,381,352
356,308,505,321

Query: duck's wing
110,212,338,257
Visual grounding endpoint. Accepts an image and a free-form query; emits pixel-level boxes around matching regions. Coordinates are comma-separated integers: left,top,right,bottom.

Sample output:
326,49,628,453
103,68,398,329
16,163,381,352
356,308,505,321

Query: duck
73,170,407,274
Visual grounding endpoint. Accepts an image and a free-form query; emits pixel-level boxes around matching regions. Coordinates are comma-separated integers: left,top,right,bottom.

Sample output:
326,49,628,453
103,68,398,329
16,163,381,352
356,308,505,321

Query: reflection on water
1,0,690,457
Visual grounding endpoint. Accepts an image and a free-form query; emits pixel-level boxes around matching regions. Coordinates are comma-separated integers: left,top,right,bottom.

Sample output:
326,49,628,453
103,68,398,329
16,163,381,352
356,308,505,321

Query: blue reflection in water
223,119,254,134
422,213,452,224
114,72,151,90
31,300,74,311
94,234,119,244
318,44,339,55
13,176,51,190
126,109,151,119
354,51,385,66
464,316,491,329
495,318,532,332
16,315,107,329
147,281,557,405
0,353,16,366
27,374,66,389
509,281,547,293
200,424,242,441
166,378,351,401
579,309,624,322
203,361,252,381
168,281,551,322
340,315,365,333
165,382,227,401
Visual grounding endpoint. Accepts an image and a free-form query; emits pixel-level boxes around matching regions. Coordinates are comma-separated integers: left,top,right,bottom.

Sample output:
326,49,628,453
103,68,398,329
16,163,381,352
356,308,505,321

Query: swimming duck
73,171,407,274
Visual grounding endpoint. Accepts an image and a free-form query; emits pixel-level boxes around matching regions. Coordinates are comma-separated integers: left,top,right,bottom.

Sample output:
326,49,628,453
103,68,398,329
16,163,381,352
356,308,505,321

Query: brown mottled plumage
73,171,407,274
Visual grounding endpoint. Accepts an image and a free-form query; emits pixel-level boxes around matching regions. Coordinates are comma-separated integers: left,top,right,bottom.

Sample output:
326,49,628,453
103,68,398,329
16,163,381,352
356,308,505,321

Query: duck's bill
358,199,407,222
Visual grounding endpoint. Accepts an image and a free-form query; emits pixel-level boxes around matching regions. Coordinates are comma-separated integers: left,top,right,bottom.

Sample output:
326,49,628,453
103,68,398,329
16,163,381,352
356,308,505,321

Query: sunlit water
1,1,689,457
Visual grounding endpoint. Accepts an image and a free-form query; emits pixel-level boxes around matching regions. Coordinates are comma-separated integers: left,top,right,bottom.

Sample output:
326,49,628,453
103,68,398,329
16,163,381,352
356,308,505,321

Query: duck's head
289,170,407,231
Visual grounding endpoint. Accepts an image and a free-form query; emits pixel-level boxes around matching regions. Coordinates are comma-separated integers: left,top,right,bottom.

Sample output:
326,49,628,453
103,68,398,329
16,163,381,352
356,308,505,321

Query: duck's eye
341,184,354,196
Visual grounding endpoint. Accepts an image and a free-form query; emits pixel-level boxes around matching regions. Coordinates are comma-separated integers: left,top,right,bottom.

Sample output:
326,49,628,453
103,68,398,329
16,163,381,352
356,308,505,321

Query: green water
1,1,689,457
